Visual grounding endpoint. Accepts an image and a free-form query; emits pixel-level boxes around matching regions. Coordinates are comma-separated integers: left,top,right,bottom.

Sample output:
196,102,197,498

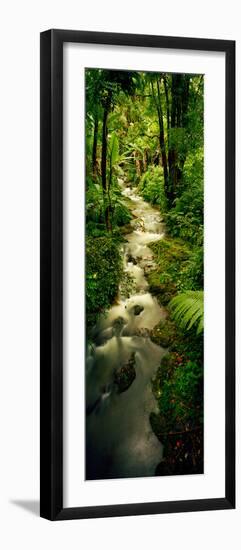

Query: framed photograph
40,29,235,520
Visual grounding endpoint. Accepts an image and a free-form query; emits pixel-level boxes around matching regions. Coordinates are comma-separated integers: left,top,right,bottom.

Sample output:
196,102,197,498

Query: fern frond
170,290,204,335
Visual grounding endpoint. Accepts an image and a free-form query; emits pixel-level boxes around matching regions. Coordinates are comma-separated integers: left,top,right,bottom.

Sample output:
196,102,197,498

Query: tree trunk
101,106,108,192
163,75,170,133
101,93,112,231
167,74,190,204
92,113,99,175
154,79,169,201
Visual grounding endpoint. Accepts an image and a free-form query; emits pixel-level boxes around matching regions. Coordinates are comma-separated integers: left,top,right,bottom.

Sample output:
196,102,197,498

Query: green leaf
170,290,204,335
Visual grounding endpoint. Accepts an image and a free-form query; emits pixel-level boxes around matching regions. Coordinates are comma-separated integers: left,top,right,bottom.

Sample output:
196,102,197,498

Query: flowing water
86,184,167,480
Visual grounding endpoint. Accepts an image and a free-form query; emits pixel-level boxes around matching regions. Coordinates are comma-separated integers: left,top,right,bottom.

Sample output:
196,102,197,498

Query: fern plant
169,290,204,335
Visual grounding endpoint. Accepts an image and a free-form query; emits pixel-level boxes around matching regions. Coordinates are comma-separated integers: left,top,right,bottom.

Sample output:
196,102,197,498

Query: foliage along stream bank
146,237,203,475
86,69,204,478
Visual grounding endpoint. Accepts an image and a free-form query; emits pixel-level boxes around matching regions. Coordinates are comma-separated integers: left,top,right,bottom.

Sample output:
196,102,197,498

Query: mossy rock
114,352,136,393
151,353,175,400
150,412,168,441
150,237,190,264
112,316,126,335
147,270,176,305
146,237,191,306
126,254,137,265
150,318,177,348
119,223,133,235
131,304,144,316
119,271,135,299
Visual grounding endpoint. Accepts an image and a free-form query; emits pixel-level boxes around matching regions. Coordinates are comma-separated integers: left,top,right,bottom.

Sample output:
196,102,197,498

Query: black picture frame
40,29,235,521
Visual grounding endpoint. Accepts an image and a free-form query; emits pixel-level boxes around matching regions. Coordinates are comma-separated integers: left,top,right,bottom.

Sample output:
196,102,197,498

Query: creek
86,183,167,480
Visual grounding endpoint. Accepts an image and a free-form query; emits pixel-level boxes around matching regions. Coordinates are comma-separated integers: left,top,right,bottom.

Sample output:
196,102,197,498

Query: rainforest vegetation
86,68,204,478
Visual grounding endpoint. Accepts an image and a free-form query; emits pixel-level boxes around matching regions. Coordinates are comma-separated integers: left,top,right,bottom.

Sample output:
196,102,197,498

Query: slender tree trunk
168,76,178,204
92,113,99,175
134,151,141,177
153,79,169,201
101,106,108,192
163,75,170,134
167,74,190,204
143,149,148,171
101,93,112,231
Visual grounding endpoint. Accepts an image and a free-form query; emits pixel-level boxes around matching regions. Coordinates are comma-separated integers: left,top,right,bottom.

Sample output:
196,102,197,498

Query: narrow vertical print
85,69,204,480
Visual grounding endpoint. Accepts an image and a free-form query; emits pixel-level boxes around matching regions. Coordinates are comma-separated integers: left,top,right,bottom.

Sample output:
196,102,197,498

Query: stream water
86,184,167,480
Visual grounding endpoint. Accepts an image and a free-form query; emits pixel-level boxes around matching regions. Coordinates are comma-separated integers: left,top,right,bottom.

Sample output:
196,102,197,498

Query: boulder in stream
134,327,150,338
112,316,126,335
131,304,144,316
114,352,136,393
126,254,137,265
150,318,176,348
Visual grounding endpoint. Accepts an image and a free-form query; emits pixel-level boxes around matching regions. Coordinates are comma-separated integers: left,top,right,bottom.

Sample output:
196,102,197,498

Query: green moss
119,223,133,236
146,237,192,306
147,271,176,305
150,412,167,440
150,237,190,264
150,318,177,348
151,353,175,401
86,236,122,334
152,351,203,432
150,348,203,476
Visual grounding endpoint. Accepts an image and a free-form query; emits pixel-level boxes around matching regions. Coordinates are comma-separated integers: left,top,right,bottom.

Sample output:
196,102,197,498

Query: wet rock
134,327,150,338
131,304,144,316
120,223,133,236
126,254,137,265
112,316,126,335
150,319,177,348
114,352,136,393
94,327,113,346
143,263,156,275
147,272,176,306
150,412,167,441
119,272,135,299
